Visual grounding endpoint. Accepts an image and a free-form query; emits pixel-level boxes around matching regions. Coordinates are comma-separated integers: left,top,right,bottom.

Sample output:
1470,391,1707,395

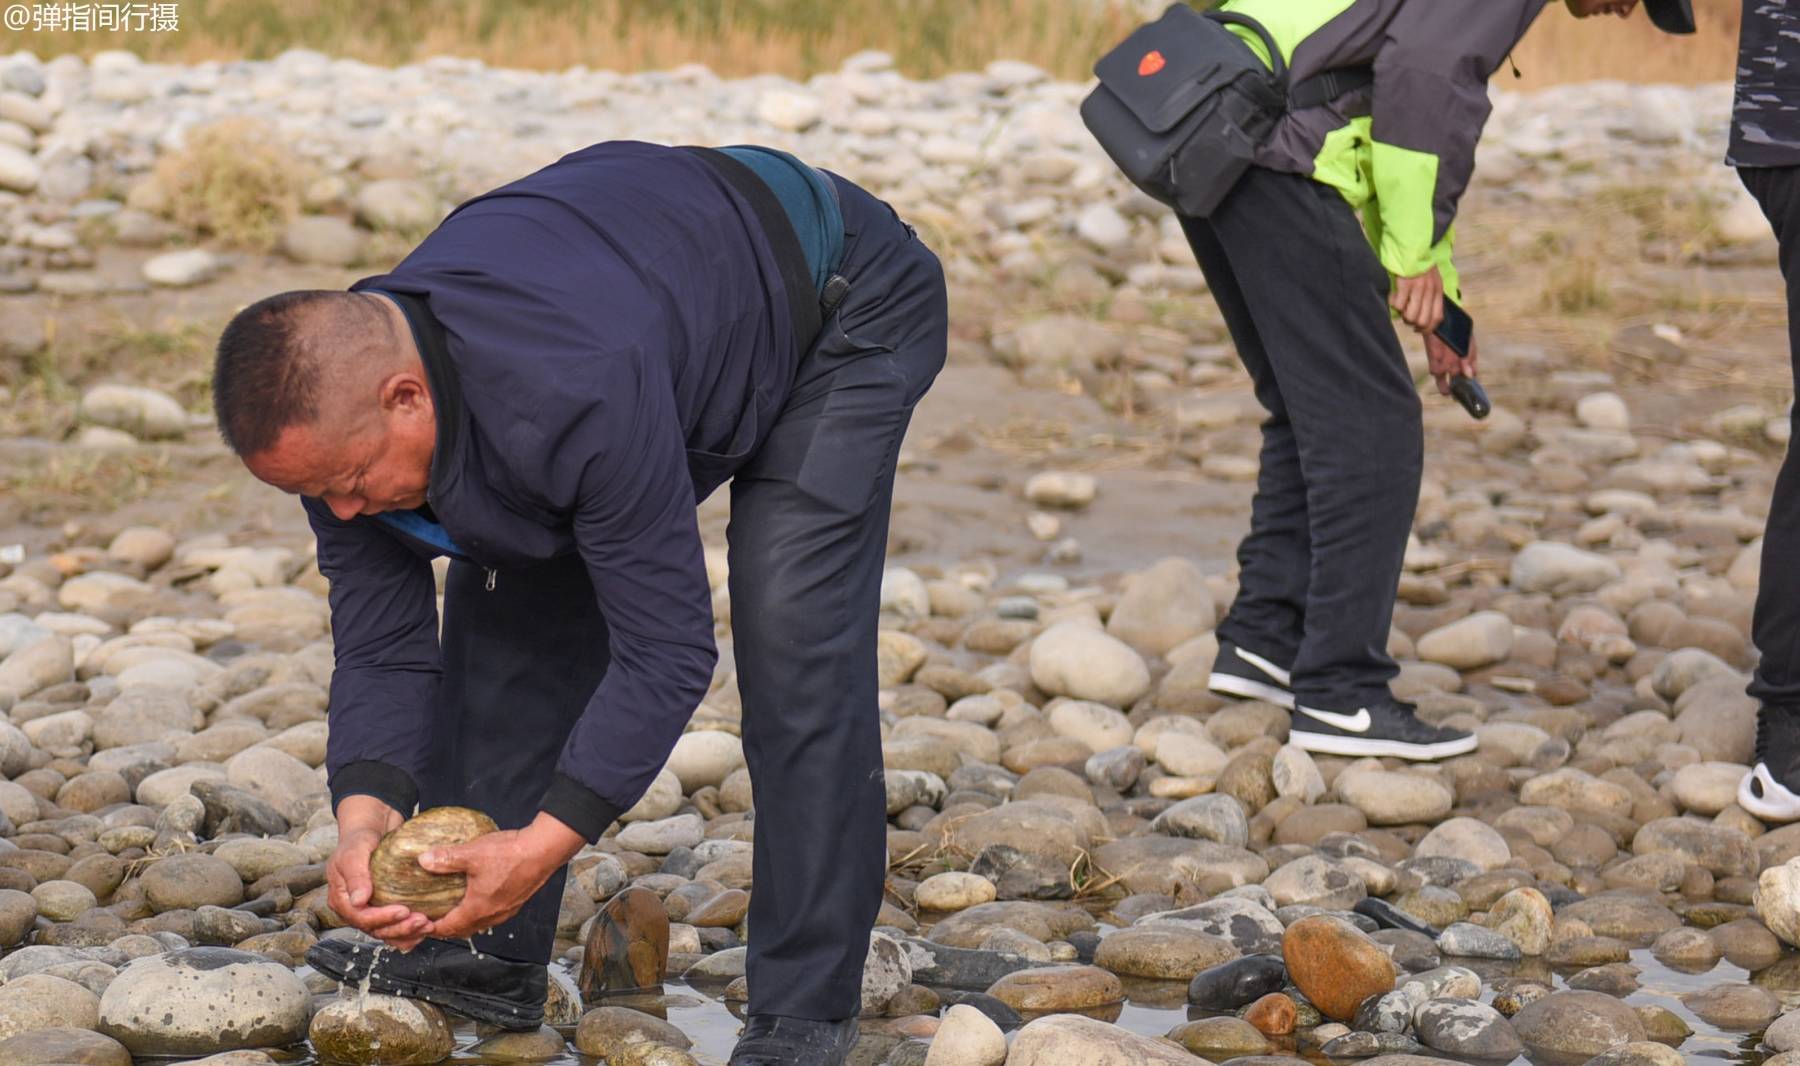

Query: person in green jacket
1187,0,1693,758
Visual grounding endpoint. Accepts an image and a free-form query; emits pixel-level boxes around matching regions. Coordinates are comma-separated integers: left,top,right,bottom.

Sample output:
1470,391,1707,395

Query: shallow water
242,946,1799,1066
1105,947,1780,1066
253,969,743,1065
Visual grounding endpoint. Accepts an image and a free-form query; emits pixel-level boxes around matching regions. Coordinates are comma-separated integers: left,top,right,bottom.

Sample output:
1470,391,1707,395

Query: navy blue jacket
312,141,806,840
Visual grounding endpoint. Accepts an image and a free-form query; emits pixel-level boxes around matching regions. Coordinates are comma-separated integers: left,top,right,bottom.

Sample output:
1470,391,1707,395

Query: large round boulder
97,947,309,1056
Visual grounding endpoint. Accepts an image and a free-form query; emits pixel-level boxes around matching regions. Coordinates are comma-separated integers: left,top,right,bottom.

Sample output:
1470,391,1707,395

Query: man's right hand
327,795,431,950
1392,265,1446,335
1424,331,1473,396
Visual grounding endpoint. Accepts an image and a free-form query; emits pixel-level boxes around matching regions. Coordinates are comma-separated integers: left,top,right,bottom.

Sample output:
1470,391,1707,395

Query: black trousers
422,176,948,1021
1180,167,1423,711
1741,165,1800,709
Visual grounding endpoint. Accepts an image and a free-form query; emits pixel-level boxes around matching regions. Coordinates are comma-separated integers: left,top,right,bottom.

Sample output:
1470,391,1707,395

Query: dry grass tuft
149,119,306,250
1542,253,1612,314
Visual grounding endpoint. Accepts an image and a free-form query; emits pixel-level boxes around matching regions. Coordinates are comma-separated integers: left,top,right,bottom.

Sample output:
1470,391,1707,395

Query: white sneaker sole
1738,764,1800,822
1289,729,1479,761
1207,673,1295,710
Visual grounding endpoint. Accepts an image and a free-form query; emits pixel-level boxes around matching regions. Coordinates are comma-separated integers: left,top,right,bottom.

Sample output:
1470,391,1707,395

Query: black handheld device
1435,297,1489,420
1450,375,1491,420
1436,298,1473,359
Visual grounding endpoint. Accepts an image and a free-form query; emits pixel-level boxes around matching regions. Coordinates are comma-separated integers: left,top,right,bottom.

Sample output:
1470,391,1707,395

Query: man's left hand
417,814,586,940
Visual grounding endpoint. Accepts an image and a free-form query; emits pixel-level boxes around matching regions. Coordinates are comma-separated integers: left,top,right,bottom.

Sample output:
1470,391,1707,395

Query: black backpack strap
687,146,823,353
1205,9,1288,83
1204,7,1367,110
1290,65,1373,110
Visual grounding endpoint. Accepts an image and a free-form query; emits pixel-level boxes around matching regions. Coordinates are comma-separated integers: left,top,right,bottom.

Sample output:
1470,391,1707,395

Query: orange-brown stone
1280,914,1396,1022
687,888,750,928
1245,991,1296,1036
578,886,669,1000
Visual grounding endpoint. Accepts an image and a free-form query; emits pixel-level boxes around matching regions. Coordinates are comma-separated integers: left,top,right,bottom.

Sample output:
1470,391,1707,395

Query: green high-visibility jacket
1219,0,1547,301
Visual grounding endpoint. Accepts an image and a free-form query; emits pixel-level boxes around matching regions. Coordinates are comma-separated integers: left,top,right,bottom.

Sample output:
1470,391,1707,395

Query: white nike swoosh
1236,647,1292,687
1298,706,1372,733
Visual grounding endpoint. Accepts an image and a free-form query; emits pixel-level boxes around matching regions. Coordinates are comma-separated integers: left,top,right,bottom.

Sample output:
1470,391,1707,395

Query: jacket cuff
540,772,623,844
329,760,419,817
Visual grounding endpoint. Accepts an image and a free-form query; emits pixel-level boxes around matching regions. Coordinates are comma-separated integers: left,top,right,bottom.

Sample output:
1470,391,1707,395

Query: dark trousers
1180,167,1423,711
1740,165,1800,708
422,175,948,1022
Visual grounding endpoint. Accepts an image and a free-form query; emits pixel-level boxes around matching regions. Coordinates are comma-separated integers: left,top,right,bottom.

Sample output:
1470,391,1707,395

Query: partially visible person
1729,1,1800,822
1131,0,1691,759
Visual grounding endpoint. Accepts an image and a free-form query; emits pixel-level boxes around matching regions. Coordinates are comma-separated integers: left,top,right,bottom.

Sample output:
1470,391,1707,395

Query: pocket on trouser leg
792,369,911,515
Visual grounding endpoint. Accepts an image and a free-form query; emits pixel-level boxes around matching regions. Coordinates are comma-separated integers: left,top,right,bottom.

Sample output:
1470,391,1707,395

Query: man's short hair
212,290,380,456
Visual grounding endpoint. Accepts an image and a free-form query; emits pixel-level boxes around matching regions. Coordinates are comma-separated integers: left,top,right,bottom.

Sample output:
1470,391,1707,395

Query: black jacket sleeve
537,350,719,842
306,496,441,816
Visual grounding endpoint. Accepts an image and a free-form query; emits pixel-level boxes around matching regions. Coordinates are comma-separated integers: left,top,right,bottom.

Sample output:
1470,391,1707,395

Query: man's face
1565,0,1639,17
244,378,436,520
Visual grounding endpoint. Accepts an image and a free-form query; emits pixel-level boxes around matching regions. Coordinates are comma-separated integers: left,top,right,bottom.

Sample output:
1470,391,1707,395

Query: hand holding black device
1435,297,1489,420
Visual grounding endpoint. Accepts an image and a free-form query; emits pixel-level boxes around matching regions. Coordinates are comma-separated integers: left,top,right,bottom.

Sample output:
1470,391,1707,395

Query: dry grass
1512,0,1738,89
55,316,214,406
0,449,174,521
1542,252,1612,314
1524,183,1731,315
148,119,305,250
1466,179,1731,335
1451,169,1797,426
0,0,1739,83
1590,183,1726,254
1,0,1137,80
1,315,214,440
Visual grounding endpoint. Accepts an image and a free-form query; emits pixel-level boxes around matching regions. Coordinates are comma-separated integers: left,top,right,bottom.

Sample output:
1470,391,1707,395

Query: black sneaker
730,1015,860,1066
1738,706,1800,822
1208,642,1295,709
306,935,546,1031
1290,696,1478,760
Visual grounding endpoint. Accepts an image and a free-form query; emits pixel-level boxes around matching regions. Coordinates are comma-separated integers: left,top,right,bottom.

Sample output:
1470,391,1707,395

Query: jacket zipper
422,490,496,591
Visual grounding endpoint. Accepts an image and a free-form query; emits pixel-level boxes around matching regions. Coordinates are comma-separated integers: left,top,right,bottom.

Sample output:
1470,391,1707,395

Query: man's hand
1424,331,1477,396
327,795,433,951
1392,266,1446,335
416,813,585,941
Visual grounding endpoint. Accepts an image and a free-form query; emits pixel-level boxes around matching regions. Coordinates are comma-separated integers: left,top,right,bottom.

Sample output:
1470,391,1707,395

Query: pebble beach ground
0,43,1795,1066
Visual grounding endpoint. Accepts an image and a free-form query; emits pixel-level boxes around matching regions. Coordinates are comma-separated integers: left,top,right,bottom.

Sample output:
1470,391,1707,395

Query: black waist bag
1079,4,1287,218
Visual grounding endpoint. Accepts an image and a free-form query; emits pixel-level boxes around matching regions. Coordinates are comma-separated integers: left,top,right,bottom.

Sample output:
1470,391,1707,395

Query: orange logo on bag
1138,50,1166,76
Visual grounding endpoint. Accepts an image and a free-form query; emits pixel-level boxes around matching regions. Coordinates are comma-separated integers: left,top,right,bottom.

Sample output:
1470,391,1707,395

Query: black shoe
1739,705,1800,821
306,936,547,1031
729,1015,859,1066
1290,696,1477,760
1208,642,1294,709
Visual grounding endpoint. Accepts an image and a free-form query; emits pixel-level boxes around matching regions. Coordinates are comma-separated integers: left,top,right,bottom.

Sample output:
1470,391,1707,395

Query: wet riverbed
242,944,1792,1066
